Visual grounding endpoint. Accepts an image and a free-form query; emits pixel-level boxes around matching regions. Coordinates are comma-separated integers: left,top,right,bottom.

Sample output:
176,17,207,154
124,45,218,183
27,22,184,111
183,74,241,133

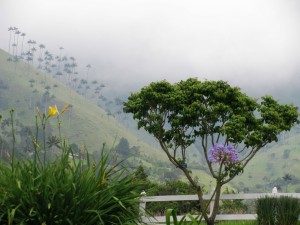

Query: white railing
140,192,300,224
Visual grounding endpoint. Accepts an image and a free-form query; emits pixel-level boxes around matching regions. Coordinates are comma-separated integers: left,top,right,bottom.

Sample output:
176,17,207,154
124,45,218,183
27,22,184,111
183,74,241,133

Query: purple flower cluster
208,143,239,165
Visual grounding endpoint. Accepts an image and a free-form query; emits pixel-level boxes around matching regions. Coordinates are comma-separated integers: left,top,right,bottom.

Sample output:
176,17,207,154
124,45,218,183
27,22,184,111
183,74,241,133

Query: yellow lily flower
47,105,59,118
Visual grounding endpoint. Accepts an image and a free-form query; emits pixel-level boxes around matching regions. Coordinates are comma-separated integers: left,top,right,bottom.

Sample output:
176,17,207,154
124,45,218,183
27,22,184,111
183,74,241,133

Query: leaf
165,208,179,225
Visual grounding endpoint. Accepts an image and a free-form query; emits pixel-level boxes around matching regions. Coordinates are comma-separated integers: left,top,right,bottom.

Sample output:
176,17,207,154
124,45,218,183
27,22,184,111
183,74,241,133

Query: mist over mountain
0,0,299,192
1,0,300,103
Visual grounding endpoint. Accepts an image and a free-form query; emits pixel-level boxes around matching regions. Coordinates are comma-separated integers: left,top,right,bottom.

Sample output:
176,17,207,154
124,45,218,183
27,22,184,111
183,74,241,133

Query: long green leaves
0,107,142,224
165,208,204,225
0,148,142,224
256,196,300,225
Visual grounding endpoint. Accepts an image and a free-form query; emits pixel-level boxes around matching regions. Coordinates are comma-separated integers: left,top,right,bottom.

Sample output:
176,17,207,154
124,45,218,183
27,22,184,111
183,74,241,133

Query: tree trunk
208,183,222,224
206,219,215,225
195,186,210,223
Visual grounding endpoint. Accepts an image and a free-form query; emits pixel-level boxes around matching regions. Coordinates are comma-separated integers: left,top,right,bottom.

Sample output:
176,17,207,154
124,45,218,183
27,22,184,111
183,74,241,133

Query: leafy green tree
134,164,148,181
124,78,299,225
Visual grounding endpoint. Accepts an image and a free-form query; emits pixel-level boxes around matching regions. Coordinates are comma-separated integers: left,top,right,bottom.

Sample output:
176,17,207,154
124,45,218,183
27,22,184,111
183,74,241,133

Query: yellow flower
47,105,59,118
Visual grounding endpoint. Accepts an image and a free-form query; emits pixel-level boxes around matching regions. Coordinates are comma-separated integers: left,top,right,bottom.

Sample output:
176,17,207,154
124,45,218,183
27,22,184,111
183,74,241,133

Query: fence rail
140,192,300,224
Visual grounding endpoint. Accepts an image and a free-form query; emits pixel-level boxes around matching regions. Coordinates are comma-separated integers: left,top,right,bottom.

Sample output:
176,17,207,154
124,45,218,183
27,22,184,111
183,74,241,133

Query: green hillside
0,48,168,169
232,130,300,193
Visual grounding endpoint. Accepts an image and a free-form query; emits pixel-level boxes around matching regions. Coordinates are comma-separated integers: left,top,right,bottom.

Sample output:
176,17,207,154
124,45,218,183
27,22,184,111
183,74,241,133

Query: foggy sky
0,0,300,96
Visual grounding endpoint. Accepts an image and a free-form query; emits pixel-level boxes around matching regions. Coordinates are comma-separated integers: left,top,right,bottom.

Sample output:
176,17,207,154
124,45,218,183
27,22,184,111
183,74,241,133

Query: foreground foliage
256,196,300,225
0,150,141,225
0,107,142,225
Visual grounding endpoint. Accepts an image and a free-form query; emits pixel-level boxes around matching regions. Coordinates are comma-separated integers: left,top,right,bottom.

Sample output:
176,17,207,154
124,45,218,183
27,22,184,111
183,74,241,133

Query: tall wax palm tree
14,30,21,57
26,40,34,63
68,56,77,86
69,57,77,74
63,62,72,85
12,27,19,57
72,77,78,89
43,50,54,74
31,46,37,66
38,44,46,68
8,27,14,54
86,64,91,81
25,51,33,73
20,33,26,58
38,44,45,57
55,47,64,76
27,40,32,52
30,40,37,65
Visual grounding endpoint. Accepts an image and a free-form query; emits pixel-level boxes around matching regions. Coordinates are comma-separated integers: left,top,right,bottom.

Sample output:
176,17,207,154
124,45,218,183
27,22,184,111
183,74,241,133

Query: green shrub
276,196,300,225
256,196,300,225
0,107,142,224
0,148,142,224
256,197,277,225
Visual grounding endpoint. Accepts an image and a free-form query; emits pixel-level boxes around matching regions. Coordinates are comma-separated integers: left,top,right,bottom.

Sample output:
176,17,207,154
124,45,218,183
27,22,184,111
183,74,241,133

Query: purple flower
208,143,239,165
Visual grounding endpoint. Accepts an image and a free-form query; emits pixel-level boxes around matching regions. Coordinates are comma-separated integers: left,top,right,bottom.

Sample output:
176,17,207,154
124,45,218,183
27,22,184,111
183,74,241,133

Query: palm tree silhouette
14,30,21,57
38,44,46,68
20,33,26,58
86,64,91,81
8,27,14,54
31,46,37,66
55,47,64,76
12,27,19,57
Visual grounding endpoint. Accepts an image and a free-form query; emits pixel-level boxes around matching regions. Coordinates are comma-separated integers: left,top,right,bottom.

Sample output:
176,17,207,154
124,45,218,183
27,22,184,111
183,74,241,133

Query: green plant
276,196,300,225
256,196,300,225
0,106,142,224
165,208,201,225
256,196,277,225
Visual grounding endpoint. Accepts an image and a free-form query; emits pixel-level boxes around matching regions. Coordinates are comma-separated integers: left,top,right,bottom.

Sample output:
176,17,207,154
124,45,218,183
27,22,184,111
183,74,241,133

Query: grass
216,222,257,225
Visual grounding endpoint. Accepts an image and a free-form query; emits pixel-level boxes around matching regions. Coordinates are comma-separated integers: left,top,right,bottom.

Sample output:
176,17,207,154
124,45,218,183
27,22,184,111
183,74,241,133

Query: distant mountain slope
0,48,166,161
232,130,300,193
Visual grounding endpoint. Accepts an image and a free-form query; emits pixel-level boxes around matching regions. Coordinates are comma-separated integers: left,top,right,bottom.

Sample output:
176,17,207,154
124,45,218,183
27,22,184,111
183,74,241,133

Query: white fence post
139,201,146,215
139,191,147,216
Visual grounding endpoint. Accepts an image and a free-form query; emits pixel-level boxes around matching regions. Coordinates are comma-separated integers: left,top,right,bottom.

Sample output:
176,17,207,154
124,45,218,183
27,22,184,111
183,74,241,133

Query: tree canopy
124,78,298,166
124,78,299,224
